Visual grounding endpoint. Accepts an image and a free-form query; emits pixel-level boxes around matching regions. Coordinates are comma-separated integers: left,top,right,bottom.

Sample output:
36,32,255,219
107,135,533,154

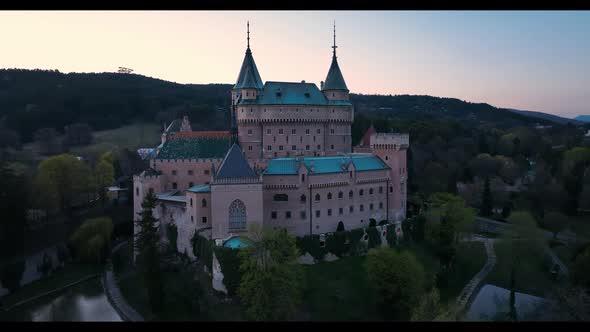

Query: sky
0,11,589,118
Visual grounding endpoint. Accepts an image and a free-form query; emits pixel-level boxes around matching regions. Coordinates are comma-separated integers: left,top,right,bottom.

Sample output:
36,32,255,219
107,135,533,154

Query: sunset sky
1,11,589,118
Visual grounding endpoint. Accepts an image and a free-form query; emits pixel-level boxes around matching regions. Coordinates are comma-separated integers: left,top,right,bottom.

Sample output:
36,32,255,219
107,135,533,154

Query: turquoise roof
237,81,352,106
322,54,348,91
187,185,211,193
264,154,389,175
234,48,264,90
156,137,230,160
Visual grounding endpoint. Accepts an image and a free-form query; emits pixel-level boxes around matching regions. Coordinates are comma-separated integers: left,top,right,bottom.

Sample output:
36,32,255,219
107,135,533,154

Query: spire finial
332,21,337,57
247,21,250,49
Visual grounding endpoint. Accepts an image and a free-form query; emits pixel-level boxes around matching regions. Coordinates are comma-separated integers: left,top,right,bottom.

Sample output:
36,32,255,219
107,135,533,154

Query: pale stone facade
133,26,409,251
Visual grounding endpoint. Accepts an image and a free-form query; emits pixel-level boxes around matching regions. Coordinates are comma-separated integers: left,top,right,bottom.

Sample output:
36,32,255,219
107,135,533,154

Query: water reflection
4,278,121,322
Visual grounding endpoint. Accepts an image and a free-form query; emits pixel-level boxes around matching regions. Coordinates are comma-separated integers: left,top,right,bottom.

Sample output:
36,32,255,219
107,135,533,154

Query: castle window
379,186,383,194
313,136,316,142
136,187,139,196
271,211,277,219
338,191,343,199
204,170,210,175
250,108,253,113
202,217,207,224
300,194,306,203
331,145,334,150
328,209,332,216
360,204,364,212
273,136,276,143
248,129,252,135
349,190,353,198
292,129,296,135
172,170,177,176
386,156,389,160
349,206,354,213
331,129,335,134
315,194,320,201
350,171,353,178
279,145,284,151
343,136,346,143
301,211,307,219
189,182,194,188
267,145,272,151
306,129,310,135
267,129,271,135
339,208,343,215
229,199,247,230
327,192,333,200
379,202,384,209
317,129,321,134
286,136,289,143
300,136,303,143
301,174,305,183
190,198,193,207
292,145,296,151
332,93,335,97
188,170,193,175
316,210,320,218
172,182,177,190
369,188,374,195
248,145,253,151
306,145,310,151
273,194,289,202
246,91,249,96
279,128,284,135
191,216,194,223
317,145,321,150
390,186,393,193
286,211,292,219
370,203,374,210
202,199,207,207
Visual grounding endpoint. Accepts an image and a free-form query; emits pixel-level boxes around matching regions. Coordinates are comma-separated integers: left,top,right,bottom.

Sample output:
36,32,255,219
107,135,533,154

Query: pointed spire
234,21,264,90
322,22,348,92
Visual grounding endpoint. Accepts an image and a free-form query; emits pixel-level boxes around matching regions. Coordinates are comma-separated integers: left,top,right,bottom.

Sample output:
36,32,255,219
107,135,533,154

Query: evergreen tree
134,191,165,314
480,177,493,216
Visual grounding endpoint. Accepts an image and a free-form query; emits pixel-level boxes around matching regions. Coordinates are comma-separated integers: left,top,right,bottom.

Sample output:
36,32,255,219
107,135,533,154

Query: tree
543,211,568,239
237,225,305,321
35,154,93,214
411,287,441,321
0,259,25,293
69,217,113,263
64,123,93,147
364,247,425,320
95,153,115,208
134,191,165,314
0,163,28,261
480,177,493,216
571,246,590,289
34,127,62,155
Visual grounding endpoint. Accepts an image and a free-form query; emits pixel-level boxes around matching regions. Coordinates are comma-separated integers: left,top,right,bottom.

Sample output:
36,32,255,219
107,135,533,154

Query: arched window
190,198,193,207
202,199,207,208
315,193,321,201
273,194,289,202
338,191,343,199
349,190,353,198
228,199,247,230
300,194,307,203
327,192,333,200
379,186,383,194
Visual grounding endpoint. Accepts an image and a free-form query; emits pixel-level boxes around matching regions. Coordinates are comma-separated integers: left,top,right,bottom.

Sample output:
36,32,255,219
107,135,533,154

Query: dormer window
304,92,310,98
276,92,282,97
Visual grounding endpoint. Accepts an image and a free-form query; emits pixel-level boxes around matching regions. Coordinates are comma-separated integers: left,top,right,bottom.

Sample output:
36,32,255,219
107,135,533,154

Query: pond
1,277,122,321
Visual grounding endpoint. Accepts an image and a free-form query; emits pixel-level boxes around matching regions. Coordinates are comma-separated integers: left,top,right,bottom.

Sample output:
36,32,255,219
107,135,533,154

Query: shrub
386,224,398,247
336,221,345,232
367,226,382,249
295,235,327,260
70,217,113,264
369,219,377,227
213,247,242,296
378,220,388,226
326,231,348,257
113,220,133,239
191,232,213,270
348,228,365,255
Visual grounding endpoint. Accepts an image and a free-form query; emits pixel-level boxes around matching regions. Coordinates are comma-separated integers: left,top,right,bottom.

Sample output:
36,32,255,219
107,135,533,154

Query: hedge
213,247,242,296
366,226,381,249
295,235,327,260
191,232,213,270
295,227,371,259
386,224,397,247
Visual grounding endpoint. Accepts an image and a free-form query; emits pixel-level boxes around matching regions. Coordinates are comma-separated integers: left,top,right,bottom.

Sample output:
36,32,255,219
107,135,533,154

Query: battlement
370,133,410,149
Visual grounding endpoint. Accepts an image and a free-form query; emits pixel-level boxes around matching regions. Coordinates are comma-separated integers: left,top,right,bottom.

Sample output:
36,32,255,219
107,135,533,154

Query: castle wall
210,183,264,240
186,191,212,231
152,158,221,191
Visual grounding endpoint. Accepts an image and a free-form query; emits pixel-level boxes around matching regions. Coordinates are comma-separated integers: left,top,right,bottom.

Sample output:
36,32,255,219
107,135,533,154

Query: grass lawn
484,240,557,297
1,263,102,308
70,123,160,159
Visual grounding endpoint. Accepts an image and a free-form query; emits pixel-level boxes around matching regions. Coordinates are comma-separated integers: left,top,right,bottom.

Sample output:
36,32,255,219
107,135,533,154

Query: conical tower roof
233,22,263,90
215,143,258,179
322,23,348,92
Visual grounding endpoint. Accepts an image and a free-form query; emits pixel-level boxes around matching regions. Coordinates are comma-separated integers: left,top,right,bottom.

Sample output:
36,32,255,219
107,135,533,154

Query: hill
0,69,552,143
574,115,590,123
506,108,583,125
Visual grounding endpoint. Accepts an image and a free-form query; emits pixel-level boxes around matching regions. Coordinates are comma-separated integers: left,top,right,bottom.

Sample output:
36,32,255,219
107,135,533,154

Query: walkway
102,241,144,322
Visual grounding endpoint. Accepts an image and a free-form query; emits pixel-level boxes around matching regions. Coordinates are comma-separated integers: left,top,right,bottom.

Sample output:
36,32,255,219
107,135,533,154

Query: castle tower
321,22,350,102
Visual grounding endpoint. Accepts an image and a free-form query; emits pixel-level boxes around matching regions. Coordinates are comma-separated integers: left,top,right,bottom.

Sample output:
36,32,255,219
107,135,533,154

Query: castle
133,23,409,257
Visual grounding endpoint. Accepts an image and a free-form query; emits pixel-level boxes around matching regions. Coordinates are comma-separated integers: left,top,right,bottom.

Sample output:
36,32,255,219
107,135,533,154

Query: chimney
320,81,324,89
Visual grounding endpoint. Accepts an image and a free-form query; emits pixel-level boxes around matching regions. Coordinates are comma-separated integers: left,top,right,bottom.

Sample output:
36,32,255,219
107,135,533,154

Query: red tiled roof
170,131,231,140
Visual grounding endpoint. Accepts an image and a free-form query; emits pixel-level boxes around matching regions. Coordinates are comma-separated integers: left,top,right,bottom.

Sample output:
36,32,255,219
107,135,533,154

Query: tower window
292,129,296,135
379,202,383,209
317,129,321,134
248,129,252,135
267,145,272,151
204,170,210,175
267,129,271,135
189,182,194,188
202,199,207,207
279,128,284,135
300,194,306,203
369,188,374,195
370,203,374,210
248,145,253,151
328,209,332,216
202,217,207,224
331,129,335,134
190,198,193,207
360,189,364,196
315,194,321,201
271,211,277,219
317,145,321,150
301,174,305,182
349,190,353,198
279,145,284,151
172,170,177,176
327,192,333,200
306,145,310,151
136,187,139,196
316,210,320,218
379,186,383,194
292,145,297,151
349,206,354,213
360,204,364,212
306,129,310,135
338,191,343,199
188,170,193,175
330,144,334,150
286,211,292,219
339,208,343,215
301,211,307,219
